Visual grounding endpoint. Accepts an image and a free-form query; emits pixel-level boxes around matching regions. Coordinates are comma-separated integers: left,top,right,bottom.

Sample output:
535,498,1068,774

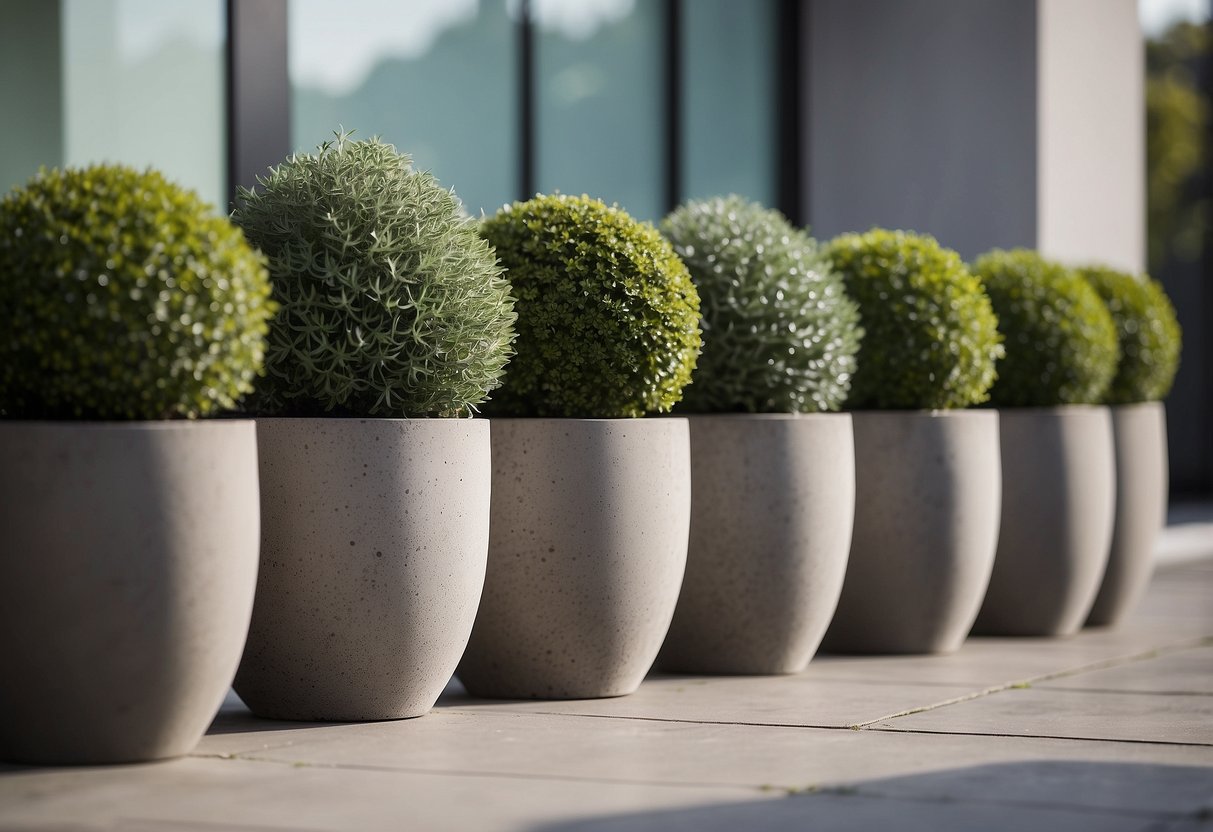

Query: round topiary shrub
480,193,702,418
1078,265,1181,404
232,133,516,418
660,195,861,413
971,249,1120,407
823,229,1004,410
0,164,275,421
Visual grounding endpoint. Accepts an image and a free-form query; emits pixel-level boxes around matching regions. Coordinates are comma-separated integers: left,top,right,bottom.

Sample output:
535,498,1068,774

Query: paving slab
439,673,981,728
0,757,766,832
523,792,1166,832
1038,646,1213,695
872,686,1213,744
199,706,1213,817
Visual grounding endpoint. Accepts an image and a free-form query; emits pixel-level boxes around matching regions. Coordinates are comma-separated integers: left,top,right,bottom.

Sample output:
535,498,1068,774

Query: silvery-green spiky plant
0,164,274,420
661,196,861,412
232,132,516,418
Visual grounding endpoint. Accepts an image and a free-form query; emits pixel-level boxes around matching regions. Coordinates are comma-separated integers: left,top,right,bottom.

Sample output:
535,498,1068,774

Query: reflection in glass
0,0,225,208
290,0,519,217
681,0,776,208
534,0,664,220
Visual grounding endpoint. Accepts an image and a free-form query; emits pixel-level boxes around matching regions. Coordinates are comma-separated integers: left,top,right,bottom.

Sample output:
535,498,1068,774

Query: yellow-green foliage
233,133,517,418
1079,266,1181,404
824,229,1003,410
662,196,861,413
0,164,274,420
481,194,702,418
972,249,1120,407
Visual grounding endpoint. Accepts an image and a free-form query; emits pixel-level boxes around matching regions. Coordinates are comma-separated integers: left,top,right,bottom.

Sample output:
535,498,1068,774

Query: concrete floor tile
523,792,1160,832
873,686,1213,744
441,673,981,728
0,757,765,832
1039,647,1213,694
202,706,1213,816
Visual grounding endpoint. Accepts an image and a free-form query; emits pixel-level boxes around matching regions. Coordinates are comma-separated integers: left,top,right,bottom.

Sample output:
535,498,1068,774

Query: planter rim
254,415,483,423
487,416,689,425
682,412,851,422
0,419,254,432
847,409,998,420
1107,400,1165,410
995,404,1113,416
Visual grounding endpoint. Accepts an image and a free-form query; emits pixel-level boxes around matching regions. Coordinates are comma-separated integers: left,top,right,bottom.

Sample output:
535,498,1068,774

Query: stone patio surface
3,513,1212,831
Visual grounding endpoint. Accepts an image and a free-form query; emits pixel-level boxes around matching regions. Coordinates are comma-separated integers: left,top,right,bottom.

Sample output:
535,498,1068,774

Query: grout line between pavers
848,638,1212,729
857,725,1213,748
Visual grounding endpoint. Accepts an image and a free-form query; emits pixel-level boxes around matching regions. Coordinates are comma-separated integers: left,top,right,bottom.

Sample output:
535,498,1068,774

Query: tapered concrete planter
1086,403,1168,628
0,421,260,764
974,406,1116,637
458,418,690,699
235,418,489,721
658,413,854,674
821,410,1001,655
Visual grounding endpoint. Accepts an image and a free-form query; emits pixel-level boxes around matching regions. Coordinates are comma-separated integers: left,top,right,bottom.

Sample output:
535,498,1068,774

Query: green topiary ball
972,249,1120,407
661,196,861,413
0,164,274,420
823,229,1004,410
481,193,701,418
233,133,516,418
1078,265,1181,404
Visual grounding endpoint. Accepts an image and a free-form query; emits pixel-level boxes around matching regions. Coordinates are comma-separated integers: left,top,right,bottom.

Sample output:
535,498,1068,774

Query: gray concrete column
805,0,1143,272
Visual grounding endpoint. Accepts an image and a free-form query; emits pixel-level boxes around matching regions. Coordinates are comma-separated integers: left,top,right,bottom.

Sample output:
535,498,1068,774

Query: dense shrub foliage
1079,265,1181,404
824,229,1003,410
661,196,860,413
481,194,701,418
233,133,516,418
0,164,274,420
971,249,1120,407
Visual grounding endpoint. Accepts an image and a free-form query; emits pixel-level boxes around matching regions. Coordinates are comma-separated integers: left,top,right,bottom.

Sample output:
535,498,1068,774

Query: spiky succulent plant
232,132,516,418
481,194,701,418
824,229,1004,410
0,164,274,420
972,249,1120,407
661,196,861,412
1078,265,1181,404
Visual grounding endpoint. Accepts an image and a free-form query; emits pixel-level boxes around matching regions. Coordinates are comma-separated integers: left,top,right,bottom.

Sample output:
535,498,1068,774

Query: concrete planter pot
974,406,1116,637
458,418,690,699
0,421,260,764
1085,403,1168,628
821,410,1001,655
658,413,854,674
235,418,489,721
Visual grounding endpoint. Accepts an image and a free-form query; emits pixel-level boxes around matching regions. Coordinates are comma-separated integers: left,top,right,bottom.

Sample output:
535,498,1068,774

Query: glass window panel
289,0,519,217
1,0,226,209
681,0,777,208
534,0,664,221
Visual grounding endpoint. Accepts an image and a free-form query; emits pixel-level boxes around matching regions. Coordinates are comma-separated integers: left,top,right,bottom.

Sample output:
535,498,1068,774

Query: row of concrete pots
0,403,1165,763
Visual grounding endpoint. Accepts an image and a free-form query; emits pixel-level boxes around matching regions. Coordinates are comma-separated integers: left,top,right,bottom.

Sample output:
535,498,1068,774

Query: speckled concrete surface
459,418,691,700
659,413,854,674
977,406,1117,637
0,518,1210,832
235,418,490,721
823,410,1002,654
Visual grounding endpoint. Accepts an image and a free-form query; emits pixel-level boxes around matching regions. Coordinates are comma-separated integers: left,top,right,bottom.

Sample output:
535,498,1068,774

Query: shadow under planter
974,406,1116,637
821,410,1001,655
458,418,690,700
235,418,490,721
1086,402,1168,628
657,413,854,675
0,421,260,764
